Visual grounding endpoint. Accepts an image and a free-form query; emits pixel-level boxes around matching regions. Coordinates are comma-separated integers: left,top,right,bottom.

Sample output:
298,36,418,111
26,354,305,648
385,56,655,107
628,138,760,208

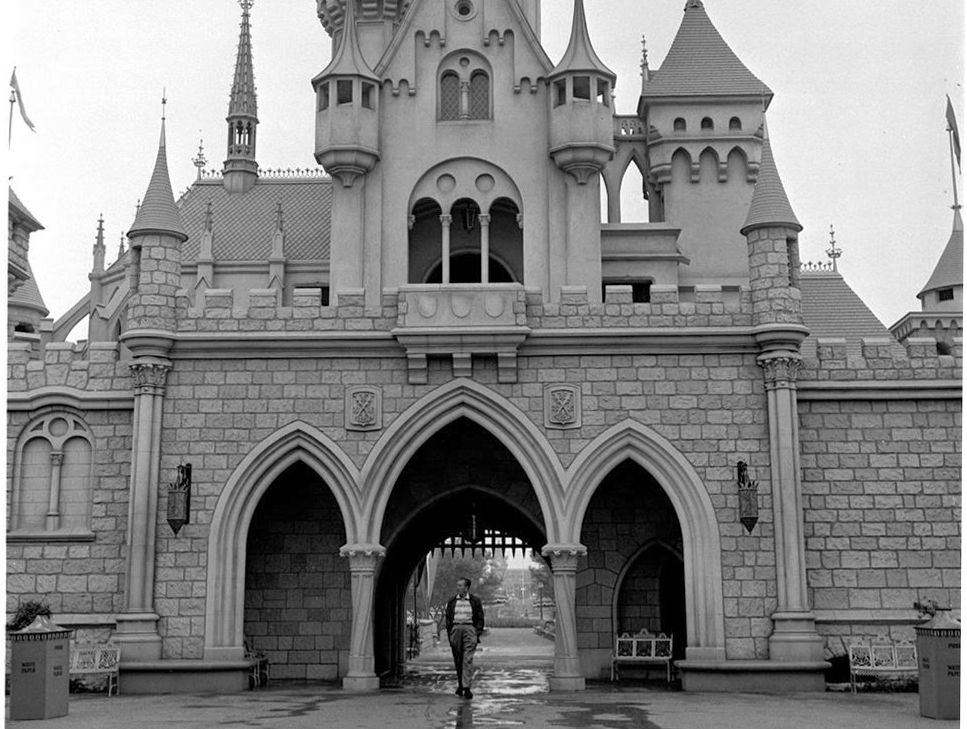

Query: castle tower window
573,76,591,101
938,288,954,302
673,117,686,131
318,83,330,111
361,82,375,110
729,116,742,130
336,80,353,105
701,117,714,130
469,71,490,119
440,72,461,120
554,79,567,108
597,79,610,107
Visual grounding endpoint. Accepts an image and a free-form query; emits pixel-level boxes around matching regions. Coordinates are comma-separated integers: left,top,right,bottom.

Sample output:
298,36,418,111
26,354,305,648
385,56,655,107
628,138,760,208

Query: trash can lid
8,615,72,641
915,609,961,636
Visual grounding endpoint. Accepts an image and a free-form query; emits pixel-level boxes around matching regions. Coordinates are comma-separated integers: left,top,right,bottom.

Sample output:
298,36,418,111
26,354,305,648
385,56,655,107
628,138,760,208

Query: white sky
4,1,964,328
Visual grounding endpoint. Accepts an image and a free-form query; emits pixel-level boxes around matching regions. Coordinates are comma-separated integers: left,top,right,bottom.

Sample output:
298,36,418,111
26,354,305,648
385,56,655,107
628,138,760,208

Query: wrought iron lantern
736,460,759,534
167,463,192,535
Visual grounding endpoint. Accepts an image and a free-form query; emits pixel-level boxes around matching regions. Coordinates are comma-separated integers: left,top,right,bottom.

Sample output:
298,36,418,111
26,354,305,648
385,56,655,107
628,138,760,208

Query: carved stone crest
130,361,171,395
346,387,382,431
544,384,581,429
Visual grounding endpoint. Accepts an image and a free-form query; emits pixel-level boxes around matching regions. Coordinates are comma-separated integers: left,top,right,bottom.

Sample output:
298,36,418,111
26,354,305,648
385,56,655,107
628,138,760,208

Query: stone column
45,452,64,531
440,214,452,284
340,544,386,691
758,352,824,662
478,213,491,283
542,544,586,691
114,360,170,661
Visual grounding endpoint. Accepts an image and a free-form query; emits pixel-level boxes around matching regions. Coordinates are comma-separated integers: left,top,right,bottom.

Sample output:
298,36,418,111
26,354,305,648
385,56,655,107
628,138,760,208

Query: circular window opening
453,0,476,19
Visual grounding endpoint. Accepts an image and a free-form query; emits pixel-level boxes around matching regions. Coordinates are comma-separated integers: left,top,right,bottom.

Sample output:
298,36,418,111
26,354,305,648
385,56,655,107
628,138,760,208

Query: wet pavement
6,629,957,728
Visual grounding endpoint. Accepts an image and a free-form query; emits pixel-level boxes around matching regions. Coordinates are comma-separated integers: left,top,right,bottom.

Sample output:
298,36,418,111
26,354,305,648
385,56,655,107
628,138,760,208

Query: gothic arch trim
360,379,565,545
565,421,726,659
204,421,361,658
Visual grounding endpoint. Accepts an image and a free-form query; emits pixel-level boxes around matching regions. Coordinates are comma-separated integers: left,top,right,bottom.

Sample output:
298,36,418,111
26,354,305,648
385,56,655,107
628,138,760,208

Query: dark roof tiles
179,176,333,262
800,271,896,358
918,208,963,297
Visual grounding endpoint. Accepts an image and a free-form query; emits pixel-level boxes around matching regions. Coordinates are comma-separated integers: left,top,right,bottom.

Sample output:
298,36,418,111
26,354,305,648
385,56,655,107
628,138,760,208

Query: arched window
673,117,686,132
701,117,714,131
469,71,489,119
440,72,461,120
729,116,742,130
11,413,94,536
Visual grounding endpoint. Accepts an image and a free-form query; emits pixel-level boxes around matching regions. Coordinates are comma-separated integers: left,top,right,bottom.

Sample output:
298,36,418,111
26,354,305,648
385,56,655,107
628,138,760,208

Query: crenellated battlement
7,341,131,393
800,336,963,381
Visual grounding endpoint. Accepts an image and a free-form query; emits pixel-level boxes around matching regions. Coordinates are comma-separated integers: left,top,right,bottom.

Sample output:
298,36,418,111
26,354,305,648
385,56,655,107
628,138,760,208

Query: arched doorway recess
374,419,550,681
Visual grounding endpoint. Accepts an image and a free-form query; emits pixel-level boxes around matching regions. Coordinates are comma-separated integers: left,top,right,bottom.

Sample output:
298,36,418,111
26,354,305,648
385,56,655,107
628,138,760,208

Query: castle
7,0,961,693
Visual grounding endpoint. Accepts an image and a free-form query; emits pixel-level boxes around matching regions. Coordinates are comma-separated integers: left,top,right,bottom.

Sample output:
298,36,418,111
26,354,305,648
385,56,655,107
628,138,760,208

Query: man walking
445,577,485,698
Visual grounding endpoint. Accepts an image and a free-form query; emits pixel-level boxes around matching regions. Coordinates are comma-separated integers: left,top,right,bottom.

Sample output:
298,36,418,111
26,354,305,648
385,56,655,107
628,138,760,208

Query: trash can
915,609,960,720
9,615,71,720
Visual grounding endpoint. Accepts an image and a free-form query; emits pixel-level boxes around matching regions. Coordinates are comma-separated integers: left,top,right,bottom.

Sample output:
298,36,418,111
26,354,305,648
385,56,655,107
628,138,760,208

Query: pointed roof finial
96,214,105,244
741,119,802,235
550,0,616,82
826,224,842,272
193,137,207,180
128,110,188,242
118,232,126,260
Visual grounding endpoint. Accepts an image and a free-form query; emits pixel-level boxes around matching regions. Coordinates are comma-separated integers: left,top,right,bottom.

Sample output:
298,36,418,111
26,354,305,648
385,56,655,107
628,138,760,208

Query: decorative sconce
736,460,758,534
167,463,192,535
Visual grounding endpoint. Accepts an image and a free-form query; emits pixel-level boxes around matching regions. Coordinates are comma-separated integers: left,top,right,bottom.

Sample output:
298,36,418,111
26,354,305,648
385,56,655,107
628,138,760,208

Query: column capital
541,543,587,570
49,451,65,466
439,214,452,227
757,352,801,390
340,544,386,570
129,360,172,395
477,213,491,225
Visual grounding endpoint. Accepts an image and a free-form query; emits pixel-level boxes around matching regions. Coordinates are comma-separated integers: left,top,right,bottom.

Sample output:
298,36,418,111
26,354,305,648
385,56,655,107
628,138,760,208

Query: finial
685,0,704,8
118,232,126,259
135,198,141,214
640,36,649,75
193,137,207,180
826,224,842,272
162,89,167,121
240,0,253,12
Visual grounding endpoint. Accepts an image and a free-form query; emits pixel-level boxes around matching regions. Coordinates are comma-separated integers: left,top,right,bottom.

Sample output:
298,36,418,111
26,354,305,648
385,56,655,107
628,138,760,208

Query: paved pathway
6,629,956,728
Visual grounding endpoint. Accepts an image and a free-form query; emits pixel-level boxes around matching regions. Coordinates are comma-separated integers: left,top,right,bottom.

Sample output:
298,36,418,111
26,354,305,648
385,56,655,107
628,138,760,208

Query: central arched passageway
374,419,552,684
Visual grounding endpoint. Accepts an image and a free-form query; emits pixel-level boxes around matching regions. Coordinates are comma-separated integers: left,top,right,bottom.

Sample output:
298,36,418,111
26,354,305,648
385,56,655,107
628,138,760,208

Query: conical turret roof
550,0,615,82
741,124,801,234
642,0,770,99
229,1,258,119
314,2,378,83
129,120,188,241
8,257,48,316
918,208,963,298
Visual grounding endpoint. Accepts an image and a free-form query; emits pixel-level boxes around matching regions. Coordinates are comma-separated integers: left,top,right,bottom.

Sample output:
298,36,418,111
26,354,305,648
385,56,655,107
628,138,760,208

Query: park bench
611,629,673,683
848,636,917,692
69,642,120,695
244,641,270,689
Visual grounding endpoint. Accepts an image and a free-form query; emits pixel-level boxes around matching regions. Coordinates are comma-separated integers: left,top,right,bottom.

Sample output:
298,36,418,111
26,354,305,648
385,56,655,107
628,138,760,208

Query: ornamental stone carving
544,384,581,429
346,387,382,431
757,353,802,390
129,361,171,395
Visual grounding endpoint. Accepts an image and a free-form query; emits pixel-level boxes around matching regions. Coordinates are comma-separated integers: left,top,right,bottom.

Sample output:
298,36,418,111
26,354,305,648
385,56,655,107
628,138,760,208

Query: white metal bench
848,636,917,692
611,630,673,683
69,642,120,695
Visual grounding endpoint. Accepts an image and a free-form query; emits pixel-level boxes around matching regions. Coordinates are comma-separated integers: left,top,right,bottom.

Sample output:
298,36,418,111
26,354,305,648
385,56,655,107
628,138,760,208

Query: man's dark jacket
445,593,485,637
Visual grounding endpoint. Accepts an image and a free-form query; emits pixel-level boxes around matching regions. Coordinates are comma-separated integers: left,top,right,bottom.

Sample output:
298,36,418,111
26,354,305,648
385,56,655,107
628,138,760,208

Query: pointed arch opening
204,423,360,662
565,422,726,671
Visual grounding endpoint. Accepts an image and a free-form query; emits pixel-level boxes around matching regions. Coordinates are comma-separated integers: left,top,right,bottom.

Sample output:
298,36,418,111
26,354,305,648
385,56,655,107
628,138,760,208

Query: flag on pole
947,94,961,172
10,68,35,132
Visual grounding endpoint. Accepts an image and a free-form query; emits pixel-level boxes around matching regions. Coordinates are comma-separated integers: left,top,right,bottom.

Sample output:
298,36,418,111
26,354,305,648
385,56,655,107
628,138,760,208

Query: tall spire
129,98,187,242
741,120,801,235
223,0,259,193
551,0,615,82
92,214,106,273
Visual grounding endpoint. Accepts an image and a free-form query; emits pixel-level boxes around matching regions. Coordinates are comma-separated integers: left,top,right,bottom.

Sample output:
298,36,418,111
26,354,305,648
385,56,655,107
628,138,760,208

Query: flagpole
950,126,961,210
8,88,14,150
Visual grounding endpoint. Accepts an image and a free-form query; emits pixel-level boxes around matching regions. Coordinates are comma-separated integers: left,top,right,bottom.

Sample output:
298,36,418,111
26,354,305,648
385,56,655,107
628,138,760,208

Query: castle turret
125,108,187,340
223,0,259,194
548,0,615,185
740,122,803,330
315,0,410,70
640,0,770,288
312,3,380,305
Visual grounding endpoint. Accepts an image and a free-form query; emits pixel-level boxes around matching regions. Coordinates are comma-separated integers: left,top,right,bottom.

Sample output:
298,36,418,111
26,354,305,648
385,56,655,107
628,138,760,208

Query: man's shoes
455,687,464,697
463,689,473,699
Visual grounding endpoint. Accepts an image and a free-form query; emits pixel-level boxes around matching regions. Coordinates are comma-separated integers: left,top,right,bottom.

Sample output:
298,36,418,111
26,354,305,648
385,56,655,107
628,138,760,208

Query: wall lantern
167,463,192,535
736,460,758,534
